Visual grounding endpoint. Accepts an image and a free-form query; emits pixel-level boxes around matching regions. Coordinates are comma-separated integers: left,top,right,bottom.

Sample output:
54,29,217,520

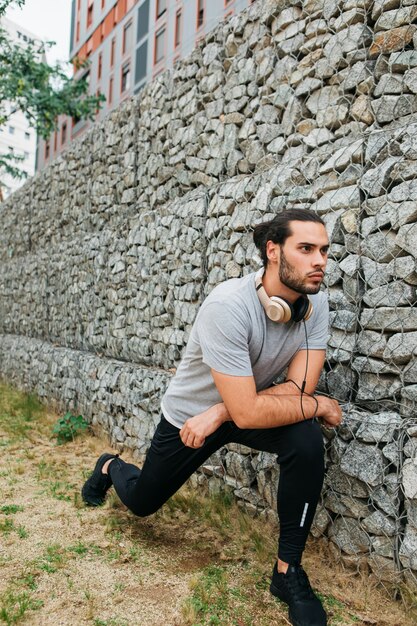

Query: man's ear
266,240,280,264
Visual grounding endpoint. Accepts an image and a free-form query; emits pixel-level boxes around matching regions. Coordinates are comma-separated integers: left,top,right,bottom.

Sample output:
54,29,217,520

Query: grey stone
396,223,417,258
329,310,356,331
311,505,331,538
382,441,400,467
374,73,408,96
306,86,344,116
329,517,370,555
384,331,417,364
356,372,402,400
361,257,390,289
406,499,417,530
352,356,401,376
404,68,417,94
310,185,361,214
224,451,256,487
372,485,398,518
327,363,357,401
362,510,396,536
371,536,395,559
388,256,417,285
361,230,402,263
323,24,373,66
372,0,403,21
355,411,402,443
404,361,417,384
303,128,334,148
369,554,401,584
281,96,303,137
399,526,417,570
387,179,417,202
360,307,417,332
389,50,417,72
400,385,417,417
319,139,363,174
361,157,401,197
316,103,349,129
324,491,369,518
357,330,387,358
372,95,417,124
340,442,386,486
375,6,417,31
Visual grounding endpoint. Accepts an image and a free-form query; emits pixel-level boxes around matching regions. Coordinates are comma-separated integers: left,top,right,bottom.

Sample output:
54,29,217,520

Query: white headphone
255,270,313,323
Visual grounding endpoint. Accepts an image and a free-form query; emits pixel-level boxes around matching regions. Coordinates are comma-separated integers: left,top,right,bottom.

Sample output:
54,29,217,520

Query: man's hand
316,395,342,428
180,403,228,448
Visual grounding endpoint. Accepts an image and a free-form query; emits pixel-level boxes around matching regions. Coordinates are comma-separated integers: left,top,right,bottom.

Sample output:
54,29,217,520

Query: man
82,208,342,626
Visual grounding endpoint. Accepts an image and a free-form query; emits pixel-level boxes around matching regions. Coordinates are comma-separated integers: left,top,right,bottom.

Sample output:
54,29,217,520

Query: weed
0,590,43,625
17,526,28,539
37,544,65,574
67,542,89,556
0,519,15,535
0,506,23,515
48,480,74,502
52,412,89,444
93,618,129,626
0,384,44,440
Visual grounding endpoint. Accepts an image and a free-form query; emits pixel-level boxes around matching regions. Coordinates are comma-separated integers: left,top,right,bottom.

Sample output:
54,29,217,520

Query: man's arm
180,350,341,447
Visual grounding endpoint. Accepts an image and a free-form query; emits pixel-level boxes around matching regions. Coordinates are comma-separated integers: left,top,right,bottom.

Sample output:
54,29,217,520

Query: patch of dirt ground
0,383,416,626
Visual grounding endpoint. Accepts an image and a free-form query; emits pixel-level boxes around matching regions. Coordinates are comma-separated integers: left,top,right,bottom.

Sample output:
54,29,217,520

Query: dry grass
0,380,415,626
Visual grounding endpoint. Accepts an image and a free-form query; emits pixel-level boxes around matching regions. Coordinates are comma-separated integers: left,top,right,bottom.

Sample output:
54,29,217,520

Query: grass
0,380,416,626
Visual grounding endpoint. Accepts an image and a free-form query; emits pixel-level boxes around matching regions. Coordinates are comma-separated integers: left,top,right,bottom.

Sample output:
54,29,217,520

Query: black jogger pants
108,415,325,564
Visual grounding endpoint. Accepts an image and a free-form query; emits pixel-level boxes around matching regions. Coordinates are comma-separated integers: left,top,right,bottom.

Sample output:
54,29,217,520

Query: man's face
277,221,329,295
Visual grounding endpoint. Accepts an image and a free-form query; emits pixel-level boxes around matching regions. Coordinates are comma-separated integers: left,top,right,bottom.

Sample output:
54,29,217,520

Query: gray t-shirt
161,271,329,428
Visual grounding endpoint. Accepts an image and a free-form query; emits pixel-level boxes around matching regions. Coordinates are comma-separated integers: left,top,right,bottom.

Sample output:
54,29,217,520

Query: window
175,10,182,48
110,37,116,66
154,27,165,64
156,0,166,19
135,40,147,83
123,20,132,54
54,131,58,151
197,0,204,28
25,131,30,140
121,63,131,92
98,52,102,79
8,126,14,134
109,76,113,104
137,0,149,41
24,151,29,160
8,146,14,153
101,0,105,8
45,142,50,159
87,2,93,28
61,122,67,144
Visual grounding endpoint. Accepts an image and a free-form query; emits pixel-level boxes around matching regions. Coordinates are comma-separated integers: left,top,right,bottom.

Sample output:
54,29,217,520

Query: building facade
0,18,44,199
36,0,257,172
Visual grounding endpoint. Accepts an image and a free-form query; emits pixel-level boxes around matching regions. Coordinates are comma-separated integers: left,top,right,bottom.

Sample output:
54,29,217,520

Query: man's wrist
215,403,230,425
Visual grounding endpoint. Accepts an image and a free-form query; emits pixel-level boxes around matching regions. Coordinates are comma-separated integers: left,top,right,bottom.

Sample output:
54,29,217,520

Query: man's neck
261,265,300,304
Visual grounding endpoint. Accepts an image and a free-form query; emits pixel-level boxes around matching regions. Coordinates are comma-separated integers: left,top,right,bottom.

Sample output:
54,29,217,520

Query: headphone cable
286,319,318,421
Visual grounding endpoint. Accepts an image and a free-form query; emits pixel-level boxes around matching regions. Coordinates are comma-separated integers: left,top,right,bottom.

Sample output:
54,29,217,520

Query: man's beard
279,249,322,295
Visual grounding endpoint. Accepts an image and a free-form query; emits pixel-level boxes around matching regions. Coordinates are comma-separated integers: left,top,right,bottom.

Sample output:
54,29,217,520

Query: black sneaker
270,563,327,626
81,453,119,506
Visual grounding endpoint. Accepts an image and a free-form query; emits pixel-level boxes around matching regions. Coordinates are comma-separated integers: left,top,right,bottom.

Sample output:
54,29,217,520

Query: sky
5,0,73,68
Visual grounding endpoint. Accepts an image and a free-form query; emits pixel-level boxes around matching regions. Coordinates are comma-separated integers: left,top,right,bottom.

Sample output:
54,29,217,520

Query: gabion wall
1,0,417,588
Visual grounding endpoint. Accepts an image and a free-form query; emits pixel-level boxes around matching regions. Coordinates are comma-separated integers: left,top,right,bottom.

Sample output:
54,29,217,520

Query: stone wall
1,0,417,586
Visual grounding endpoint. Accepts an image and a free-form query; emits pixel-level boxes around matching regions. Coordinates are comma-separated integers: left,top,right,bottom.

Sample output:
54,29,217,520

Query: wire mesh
0,0,417,598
